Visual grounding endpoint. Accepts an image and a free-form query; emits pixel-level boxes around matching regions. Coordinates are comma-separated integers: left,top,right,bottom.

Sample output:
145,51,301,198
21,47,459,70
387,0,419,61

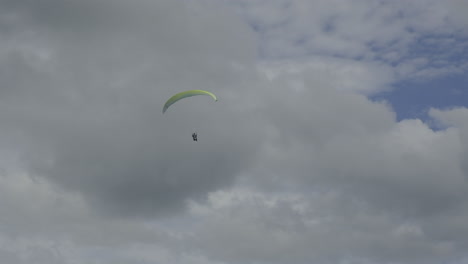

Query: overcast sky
0,0,467,263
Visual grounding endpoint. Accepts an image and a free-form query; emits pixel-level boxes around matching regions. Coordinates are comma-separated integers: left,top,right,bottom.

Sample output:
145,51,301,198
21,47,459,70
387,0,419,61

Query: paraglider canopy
162,90,217,113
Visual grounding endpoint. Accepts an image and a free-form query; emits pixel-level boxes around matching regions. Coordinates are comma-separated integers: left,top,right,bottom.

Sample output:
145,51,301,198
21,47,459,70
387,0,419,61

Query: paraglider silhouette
163,90,217,141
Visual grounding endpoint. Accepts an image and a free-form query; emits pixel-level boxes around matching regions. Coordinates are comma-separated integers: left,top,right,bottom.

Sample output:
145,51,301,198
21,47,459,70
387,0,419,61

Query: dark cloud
0,0,261,218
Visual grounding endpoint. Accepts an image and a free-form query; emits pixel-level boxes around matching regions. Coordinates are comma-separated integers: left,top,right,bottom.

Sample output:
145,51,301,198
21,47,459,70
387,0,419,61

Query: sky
0,0,467,263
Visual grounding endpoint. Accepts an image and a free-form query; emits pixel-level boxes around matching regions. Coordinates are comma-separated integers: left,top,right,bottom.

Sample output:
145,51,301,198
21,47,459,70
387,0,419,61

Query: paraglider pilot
192,132,198,141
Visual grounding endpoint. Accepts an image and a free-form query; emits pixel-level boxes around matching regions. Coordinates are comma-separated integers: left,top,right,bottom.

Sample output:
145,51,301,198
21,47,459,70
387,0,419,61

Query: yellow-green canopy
162,90,217,113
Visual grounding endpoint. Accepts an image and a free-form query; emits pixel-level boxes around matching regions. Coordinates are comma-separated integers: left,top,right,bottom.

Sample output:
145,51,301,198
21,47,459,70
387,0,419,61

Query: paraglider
163,90,217,141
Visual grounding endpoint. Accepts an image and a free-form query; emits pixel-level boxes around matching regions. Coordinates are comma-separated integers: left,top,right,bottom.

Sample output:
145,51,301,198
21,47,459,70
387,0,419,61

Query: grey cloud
1,0,468,263
251,68,467,217
189,188,462,264
430,107,468,181
0,249,22,264
203,67,468,263
0,0,261,218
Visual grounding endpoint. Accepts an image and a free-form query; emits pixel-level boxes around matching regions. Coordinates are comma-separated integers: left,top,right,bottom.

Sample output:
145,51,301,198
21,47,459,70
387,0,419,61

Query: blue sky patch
371,74,468,125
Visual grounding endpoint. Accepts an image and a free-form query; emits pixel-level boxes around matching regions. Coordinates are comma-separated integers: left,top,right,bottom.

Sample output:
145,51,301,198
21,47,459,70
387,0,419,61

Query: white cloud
207,65,468,263
227,0,468,87
260,56,395,94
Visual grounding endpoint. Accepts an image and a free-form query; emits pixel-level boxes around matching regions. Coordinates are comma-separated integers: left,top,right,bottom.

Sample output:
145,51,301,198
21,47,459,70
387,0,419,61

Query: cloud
260,57,395,94
0,168,203,264
189,186,465,264
430,107,468,179
0,0,261,218
228,0,468,86
200,66,467,263
1,0,468,263
257,64,467,217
